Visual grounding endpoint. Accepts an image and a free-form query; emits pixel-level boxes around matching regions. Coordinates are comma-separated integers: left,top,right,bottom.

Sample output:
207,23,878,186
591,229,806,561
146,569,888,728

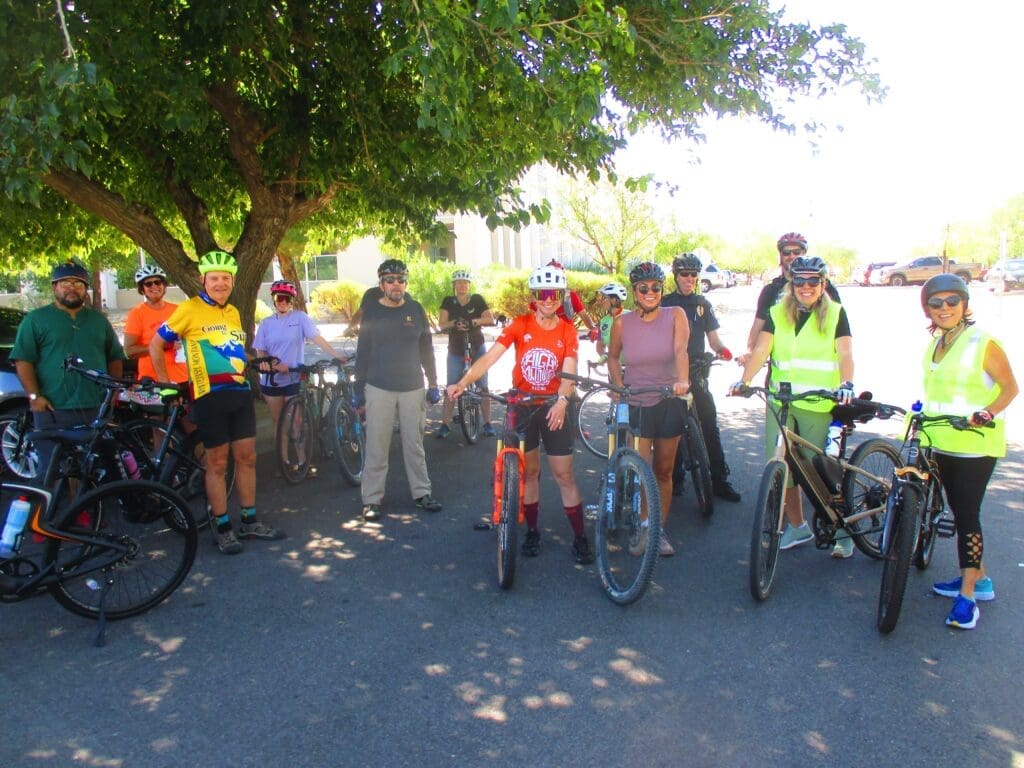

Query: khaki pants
361,384,431,505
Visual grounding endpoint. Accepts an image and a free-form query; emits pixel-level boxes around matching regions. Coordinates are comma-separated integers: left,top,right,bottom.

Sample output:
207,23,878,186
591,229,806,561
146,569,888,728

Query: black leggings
934,453,996,571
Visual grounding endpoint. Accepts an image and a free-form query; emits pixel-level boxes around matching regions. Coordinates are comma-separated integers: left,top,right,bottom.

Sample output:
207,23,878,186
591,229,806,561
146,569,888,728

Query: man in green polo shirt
11,260,125,480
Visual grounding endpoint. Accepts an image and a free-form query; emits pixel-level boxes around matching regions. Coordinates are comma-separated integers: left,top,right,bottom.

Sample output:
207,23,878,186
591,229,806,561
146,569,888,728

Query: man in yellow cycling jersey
150,250,285,554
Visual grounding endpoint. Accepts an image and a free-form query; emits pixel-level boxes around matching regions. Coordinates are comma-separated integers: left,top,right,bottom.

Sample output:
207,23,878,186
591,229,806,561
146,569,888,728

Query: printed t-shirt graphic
156,294,248,399
497,314,578,396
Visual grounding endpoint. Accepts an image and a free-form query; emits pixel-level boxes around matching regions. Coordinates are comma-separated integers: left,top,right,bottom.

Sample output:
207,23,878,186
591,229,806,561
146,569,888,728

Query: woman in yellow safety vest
732,256,857,558
920,274,1018,630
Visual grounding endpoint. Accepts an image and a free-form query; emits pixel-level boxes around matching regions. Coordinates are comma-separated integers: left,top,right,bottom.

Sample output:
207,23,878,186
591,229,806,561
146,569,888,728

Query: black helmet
629,261,665,284
921,273,969,311
50,260,90,285
377,259,408,278
672,253,702,273
788,256,828,278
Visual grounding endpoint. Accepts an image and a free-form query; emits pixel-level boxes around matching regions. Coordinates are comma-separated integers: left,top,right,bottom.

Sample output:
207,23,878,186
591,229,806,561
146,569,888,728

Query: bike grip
717,347,732,361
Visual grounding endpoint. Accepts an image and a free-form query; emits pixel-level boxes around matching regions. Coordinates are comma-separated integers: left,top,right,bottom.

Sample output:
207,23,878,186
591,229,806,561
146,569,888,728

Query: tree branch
163,158,218,255
205,83,274,209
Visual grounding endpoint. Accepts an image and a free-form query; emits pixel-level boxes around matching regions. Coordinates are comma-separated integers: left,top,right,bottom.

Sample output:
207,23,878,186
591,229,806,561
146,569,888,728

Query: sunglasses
675,271,699,278
273,294,292,303
56,278,87,288
791,276,822,287
142,279,165,288
532,289,564,302
635,283,663,295
926,295,963,309
781,248,805,256
382,276,408,285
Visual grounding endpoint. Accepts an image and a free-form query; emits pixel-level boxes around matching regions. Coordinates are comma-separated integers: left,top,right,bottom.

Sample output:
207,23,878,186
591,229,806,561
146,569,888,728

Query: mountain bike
675,351,717,518
452,332,484,445
732,383,902,601
876,406,987,634
325,356,365,486
562,371,670,606
574,361,613,458
275,358,346,484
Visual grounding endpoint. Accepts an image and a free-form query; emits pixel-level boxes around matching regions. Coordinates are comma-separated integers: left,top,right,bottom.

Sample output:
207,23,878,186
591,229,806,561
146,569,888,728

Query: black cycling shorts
629,397,686,439
521,402,575,457
189,388,257,449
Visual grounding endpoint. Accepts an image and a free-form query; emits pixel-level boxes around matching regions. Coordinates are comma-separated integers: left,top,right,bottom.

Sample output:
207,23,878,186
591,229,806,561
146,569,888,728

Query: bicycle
451,330,484,445
562,371,672,606
733,383,903,601
875,406,986,634
273,358,347,484
324,356,366,486
675,351,717,518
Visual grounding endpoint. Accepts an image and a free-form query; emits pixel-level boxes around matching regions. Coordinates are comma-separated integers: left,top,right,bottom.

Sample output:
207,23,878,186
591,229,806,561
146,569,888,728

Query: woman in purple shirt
607,262,690,556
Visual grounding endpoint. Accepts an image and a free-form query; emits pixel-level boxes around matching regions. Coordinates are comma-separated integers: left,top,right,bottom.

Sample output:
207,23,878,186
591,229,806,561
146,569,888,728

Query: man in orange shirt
123,265,188,385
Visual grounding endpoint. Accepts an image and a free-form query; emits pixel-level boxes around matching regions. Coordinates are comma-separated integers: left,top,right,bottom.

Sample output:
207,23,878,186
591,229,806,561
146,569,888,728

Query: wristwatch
557,394,568,404
29,393,38,402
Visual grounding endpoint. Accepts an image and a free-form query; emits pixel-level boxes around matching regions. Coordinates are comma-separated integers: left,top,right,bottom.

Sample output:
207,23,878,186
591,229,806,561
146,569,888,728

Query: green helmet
198,250,238,276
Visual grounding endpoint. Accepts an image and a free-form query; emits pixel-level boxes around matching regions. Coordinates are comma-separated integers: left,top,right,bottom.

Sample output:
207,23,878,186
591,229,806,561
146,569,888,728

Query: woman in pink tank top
608,262,690,556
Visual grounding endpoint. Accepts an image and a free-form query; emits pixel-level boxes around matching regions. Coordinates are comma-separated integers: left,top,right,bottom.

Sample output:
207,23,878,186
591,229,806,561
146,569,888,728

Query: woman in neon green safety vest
732,256,857,559
919,274,1018,631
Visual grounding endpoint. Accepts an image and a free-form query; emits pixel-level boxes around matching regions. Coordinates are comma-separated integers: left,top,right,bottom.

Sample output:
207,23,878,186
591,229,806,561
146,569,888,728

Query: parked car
853,261,895,285
0,307,36,478
721,269,737,288
986,258,1024,292
876,256,985,286
699,263,730,292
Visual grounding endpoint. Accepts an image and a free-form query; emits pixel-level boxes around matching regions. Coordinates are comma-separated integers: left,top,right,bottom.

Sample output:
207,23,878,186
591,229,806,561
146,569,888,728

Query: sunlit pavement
3,284,1022,767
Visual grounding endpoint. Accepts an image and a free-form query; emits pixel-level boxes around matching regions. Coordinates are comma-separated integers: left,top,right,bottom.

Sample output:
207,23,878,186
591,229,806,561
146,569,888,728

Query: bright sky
617,1,1024,261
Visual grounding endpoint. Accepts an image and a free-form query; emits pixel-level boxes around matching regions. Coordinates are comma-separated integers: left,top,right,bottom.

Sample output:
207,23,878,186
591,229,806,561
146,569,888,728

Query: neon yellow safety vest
769,301,842,413
921,326,1005,457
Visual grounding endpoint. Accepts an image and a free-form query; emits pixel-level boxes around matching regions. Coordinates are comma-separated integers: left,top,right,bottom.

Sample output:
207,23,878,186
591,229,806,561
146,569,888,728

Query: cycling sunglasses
382,275,408,285
141,279,165,288
781,248,805,256
674,270,699,278
926,295,963,309
791,276,822,287
532,289,564,302
634,283,663,295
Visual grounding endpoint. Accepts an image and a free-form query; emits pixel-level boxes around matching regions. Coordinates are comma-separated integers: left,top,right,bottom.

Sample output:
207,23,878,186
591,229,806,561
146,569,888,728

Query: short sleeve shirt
661,292,719,357
124,301,188,383
496,314,578,395
253,310,321,387
440,294,488,353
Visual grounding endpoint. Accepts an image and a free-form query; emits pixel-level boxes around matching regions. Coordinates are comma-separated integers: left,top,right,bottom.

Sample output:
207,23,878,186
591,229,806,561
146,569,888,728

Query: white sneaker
779,523,813,550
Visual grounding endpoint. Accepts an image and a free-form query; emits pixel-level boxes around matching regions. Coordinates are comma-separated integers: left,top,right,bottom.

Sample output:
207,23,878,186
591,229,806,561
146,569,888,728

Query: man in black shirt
355,259,443,521
661,254,741,502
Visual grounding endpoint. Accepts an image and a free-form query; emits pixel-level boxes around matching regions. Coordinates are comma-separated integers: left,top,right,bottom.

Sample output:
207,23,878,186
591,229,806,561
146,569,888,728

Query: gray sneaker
238,520,286,540
779,522,813,550
831,535,855,559
215,527,243,555
415,494,442,512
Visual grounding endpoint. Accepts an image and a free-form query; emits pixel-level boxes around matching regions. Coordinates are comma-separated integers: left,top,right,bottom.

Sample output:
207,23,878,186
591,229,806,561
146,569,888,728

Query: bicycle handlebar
559,371,676,400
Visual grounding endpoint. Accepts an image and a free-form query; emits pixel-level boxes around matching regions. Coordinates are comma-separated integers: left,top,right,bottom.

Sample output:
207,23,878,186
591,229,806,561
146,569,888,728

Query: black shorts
520,403,575,457
189,388,257,449
260,382,300,398
629,397,686,439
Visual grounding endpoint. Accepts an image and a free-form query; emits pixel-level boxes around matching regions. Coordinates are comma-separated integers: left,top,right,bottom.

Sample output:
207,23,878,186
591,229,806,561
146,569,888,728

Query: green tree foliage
0,1,881,338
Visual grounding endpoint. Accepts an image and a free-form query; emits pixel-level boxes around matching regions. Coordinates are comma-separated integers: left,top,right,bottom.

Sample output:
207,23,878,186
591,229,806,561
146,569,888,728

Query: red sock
564,504,584,537
524,502,539,530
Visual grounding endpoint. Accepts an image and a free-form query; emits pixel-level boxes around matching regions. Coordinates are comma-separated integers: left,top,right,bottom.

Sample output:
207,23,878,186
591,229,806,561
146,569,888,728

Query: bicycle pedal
936,515,957,538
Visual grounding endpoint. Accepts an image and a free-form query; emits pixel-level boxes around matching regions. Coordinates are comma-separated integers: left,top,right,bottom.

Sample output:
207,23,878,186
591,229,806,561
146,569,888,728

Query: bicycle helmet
597,282,627,301
134,264,167,286
788,256,828,278
777,232,808,252
628,261,665,285
528,265,567,290
672,253,702,273
921,273,969,311
198,250,238,275
50,260,89,285
377,259,408,277
546,259,565,269
270,279,298,298
451,269,472,283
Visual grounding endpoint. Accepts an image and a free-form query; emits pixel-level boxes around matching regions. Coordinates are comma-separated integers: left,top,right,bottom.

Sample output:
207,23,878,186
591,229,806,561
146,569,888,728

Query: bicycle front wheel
914,478,942,571
749,460,787,601
458,392,482,445
496,451,520,590
877,484,920,634
595,449,661,605
843,438,901,559
328,396,364,485
576,387,613,459
684,414,715,519
48,479,197,620
278,397,313,484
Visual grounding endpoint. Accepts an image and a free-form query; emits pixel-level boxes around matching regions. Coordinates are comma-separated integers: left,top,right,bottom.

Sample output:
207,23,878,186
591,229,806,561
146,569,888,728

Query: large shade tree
0,1,881,337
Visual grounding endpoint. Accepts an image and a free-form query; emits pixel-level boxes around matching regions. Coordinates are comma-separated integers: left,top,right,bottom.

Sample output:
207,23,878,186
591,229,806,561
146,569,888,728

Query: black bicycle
274,358,346,484
675,352,717,518
452,331,484,445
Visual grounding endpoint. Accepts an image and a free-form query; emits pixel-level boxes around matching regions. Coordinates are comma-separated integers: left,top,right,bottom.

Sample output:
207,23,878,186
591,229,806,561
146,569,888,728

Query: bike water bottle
120,450,141,480
824,421,843,458
0,496,32,558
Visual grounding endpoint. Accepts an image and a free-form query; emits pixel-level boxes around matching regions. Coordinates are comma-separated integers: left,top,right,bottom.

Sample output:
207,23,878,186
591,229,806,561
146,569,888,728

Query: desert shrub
310,280,366,321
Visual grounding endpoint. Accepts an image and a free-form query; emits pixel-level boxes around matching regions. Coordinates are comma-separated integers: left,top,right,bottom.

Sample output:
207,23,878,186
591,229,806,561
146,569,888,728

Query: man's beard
56,293,85,309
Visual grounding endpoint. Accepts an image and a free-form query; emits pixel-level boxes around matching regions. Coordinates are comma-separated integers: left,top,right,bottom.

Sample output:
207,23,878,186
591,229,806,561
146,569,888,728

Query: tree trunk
276,251,307,311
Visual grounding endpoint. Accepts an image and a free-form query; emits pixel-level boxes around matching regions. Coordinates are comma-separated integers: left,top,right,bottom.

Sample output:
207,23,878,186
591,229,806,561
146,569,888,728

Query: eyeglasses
273,294,292,303
781,248,805,256
674,271,699,278
926,295,963,309
56,279,87,288
142,279,165,288
382,276,408,285
791,276,822,287
634,283,663,295
532,289,563,302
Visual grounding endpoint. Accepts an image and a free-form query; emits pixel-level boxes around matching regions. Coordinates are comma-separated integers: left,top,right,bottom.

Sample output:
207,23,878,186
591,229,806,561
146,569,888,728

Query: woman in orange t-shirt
123,265,188,383
448,265,594,566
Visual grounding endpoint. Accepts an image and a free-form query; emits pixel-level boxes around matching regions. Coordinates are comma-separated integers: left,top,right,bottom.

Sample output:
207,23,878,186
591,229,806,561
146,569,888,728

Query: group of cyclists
10,236,1018,631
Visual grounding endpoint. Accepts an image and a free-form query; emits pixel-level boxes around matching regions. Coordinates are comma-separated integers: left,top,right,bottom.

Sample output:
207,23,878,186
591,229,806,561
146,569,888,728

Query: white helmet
598,282,627,301
528,265,567,291
134,264,167,284
451,269,472,282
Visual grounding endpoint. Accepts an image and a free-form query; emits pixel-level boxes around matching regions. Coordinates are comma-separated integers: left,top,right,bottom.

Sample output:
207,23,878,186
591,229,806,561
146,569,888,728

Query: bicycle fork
492,448,525,526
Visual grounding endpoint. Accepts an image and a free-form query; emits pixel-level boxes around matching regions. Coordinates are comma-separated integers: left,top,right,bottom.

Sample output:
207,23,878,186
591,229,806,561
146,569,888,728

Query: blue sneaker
482,423,497,438
945,595,979,630
435,424,451,439
933,576,995,601
779,522,813,550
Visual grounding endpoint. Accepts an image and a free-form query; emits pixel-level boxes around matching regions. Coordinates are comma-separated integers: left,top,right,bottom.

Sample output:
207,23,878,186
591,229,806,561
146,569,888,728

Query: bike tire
914,478,942,570
0,410,38,479
877,484,920,634
685,414,715,519
458,392,482,445
48,479,197,620
277,396,313,484
327,396,364,486
595,449,661,605
496,452,519,590
749,460,787,601
576,387,613,459
842,438,901,559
